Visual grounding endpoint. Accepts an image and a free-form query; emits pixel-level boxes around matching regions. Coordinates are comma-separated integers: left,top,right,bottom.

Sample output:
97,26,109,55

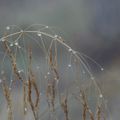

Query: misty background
0,0,120,119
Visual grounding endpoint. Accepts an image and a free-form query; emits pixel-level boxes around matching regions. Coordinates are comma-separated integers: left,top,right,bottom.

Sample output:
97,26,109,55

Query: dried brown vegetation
2,78,13,120
0,25,108,120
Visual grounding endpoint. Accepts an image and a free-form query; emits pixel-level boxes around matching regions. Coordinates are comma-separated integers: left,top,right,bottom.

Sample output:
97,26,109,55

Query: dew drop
45,26,48,28
54,77,58,80
15,42,18,46
101,68,104,71
73,50,76,54
80,93,82,97
59,36,62,39
24,107,27,112
21,30,23,32
6,26,10,30
54,35,58,38
18,69,23,73
68,64,72,68
1,39,5,42
37,33,42,37
47,72,50,75
11,79,13,82
10,43,13,47
99,94,103,98
68,48,72,52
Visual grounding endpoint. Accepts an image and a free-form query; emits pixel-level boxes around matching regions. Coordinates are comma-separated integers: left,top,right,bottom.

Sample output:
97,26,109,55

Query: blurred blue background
0,0,120,119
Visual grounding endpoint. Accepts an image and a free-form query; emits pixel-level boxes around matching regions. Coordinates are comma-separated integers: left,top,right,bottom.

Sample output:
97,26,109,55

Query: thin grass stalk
27,47,40,120
96,106,101,120
3,38,23,82
60,95,69,120
80,90,94,120
2,78,13,120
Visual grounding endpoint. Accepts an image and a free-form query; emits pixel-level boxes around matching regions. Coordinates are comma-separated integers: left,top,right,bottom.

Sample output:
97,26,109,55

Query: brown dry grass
0,25,108,120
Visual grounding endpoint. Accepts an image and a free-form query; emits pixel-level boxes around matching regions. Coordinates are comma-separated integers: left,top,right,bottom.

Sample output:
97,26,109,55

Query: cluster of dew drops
0,25,105,104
